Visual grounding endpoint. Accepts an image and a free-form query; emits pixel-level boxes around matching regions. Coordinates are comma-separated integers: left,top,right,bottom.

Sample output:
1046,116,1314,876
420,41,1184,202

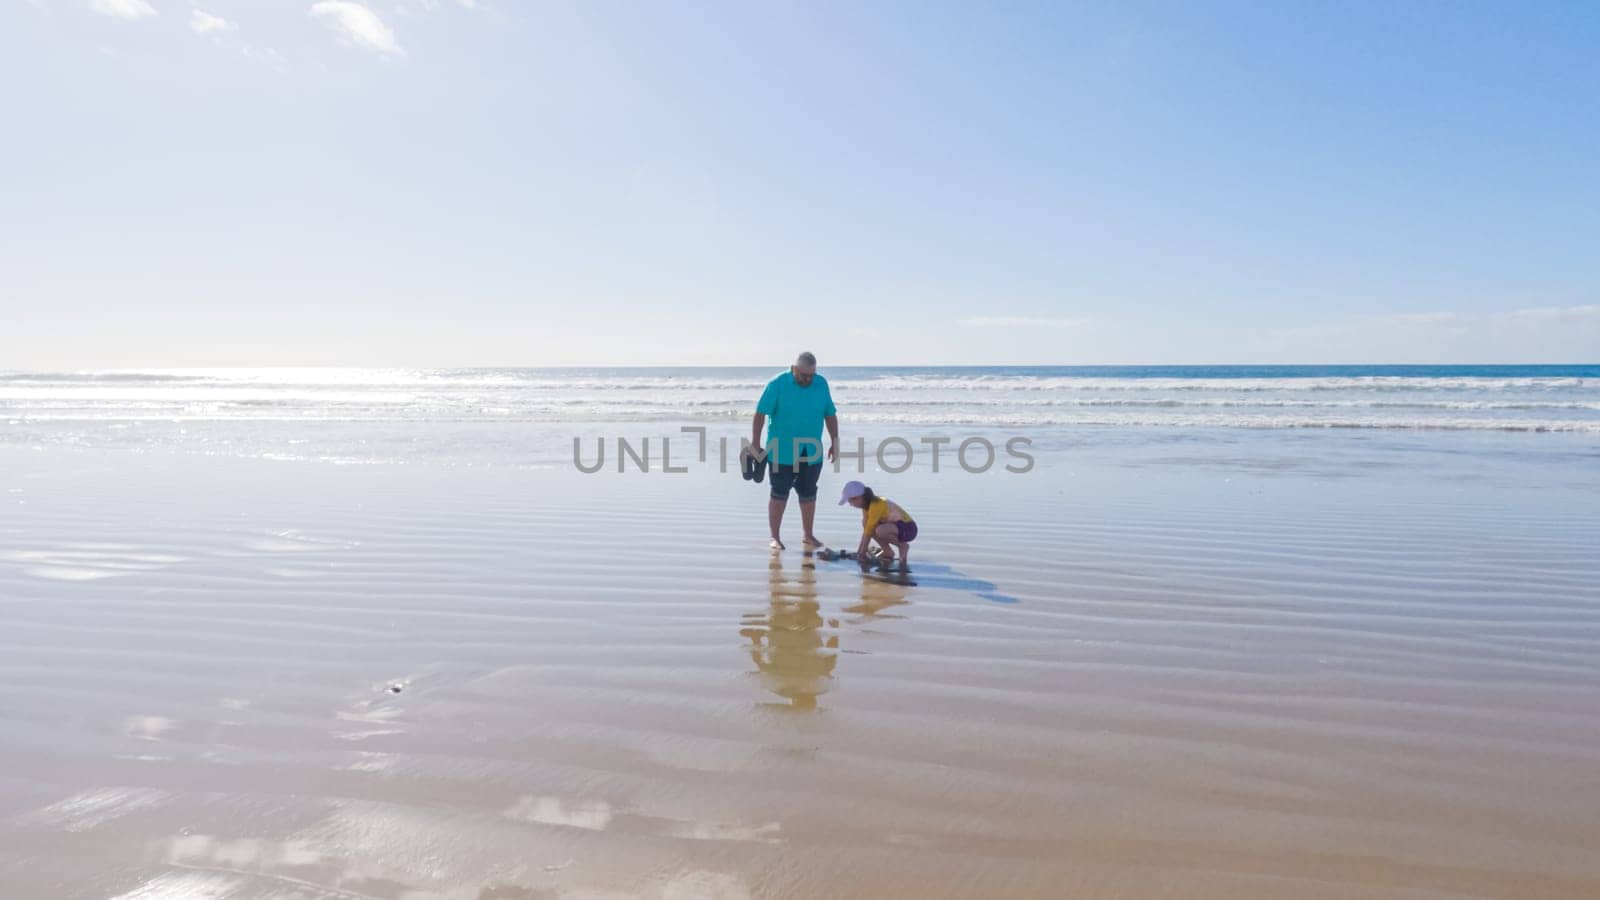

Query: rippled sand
2,434,1598,899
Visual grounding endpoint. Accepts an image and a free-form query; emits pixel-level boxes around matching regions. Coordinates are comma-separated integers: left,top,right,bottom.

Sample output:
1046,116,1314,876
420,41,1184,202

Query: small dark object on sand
387,684,403,694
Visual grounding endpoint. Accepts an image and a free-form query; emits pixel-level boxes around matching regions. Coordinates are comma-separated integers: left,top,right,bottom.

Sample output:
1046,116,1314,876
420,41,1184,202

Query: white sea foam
2,369,1597,454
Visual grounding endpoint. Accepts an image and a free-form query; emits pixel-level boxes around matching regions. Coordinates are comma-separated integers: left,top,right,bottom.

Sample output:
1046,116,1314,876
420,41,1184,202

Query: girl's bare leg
873,524,900,562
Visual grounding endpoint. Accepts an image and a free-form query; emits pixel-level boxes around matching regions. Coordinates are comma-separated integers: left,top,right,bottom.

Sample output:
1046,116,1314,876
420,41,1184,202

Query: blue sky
3,1,1597,366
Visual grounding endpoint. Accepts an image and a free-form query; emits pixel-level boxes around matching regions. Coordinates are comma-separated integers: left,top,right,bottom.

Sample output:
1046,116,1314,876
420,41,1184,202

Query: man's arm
825,415,839,462
750,413,766,457
752,377,778,458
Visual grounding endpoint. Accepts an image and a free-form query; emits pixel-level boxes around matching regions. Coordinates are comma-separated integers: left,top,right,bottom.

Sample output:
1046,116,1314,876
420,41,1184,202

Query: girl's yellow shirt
862,497,913,535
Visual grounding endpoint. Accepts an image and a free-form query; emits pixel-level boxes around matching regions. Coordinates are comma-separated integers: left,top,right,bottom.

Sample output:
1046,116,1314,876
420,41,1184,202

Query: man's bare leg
800,500,824,549
768,497,787,550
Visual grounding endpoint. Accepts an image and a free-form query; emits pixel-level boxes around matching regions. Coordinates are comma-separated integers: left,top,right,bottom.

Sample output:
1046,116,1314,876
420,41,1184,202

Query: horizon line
4,362,1598,372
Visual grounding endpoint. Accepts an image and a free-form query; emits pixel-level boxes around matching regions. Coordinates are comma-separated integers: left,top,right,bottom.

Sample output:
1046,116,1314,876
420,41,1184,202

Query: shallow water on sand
1,427,1598,899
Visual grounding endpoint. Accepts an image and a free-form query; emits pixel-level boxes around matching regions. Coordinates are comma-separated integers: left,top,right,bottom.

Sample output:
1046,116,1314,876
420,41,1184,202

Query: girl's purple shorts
896,521,918,543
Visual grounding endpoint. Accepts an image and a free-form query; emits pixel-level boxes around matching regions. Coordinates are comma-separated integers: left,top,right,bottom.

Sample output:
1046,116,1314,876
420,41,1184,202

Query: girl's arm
858,501,883,556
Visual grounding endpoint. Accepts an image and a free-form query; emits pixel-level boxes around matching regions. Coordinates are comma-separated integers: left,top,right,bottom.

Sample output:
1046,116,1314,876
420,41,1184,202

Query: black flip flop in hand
741,448,766,483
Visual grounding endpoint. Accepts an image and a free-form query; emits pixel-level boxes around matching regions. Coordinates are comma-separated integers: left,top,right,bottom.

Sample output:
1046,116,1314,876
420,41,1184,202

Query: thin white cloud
1499,304,1600,323
310,1,402,55
1263,304,1600,363
1313,305,1600,333
182,8,283,69
90,0,157,19
242,44,290,72
395,0,478,17
189,9,235,35
959,316,1093,329
1366,311,1458,327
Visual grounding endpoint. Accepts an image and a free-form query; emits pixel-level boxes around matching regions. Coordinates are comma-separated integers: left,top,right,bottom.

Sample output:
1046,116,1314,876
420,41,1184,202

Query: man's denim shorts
769,461,822,501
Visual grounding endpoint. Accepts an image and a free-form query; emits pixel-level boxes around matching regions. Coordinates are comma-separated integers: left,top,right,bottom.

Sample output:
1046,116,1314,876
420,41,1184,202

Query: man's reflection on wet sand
740,553,838,711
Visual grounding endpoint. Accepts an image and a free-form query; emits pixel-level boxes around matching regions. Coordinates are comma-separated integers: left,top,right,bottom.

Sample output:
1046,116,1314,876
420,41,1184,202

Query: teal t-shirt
756,371,837,465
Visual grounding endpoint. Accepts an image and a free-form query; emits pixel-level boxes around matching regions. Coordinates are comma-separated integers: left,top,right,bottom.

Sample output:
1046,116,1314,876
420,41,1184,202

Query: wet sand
2,433,1599,899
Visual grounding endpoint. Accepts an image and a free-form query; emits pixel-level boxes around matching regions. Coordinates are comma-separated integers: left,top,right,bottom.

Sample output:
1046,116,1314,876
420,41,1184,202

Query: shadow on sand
812,551,1019,606
899,561,1019,604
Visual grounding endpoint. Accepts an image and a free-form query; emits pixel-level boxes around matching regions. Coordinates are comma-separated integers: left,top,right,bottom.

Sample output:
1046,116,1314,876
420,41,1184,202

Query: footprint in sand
330,674,428,742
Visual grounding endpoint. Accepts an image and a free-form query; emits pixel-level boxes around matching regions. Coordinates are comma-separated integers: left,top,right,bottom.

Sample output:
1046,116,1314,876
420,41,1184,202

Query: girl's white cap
839,481,867,505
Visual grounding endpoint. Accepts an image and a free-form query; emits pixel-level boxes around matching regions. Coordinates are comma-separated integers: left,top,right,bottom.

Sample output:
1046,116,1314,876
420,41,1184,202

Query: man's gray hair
796,351,817,367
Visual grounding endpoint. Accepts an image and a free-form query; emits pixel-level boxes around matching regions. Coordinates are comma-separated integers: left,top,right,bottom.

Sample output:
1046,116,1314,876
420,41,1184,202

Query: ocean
6,361,1593,470
4,365,1598,426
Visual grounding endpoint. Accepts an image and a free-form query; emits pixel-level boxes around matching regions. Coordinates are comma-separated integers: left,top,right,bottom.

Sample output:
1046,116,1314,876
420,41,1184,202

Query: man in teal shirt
750,351,839,550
